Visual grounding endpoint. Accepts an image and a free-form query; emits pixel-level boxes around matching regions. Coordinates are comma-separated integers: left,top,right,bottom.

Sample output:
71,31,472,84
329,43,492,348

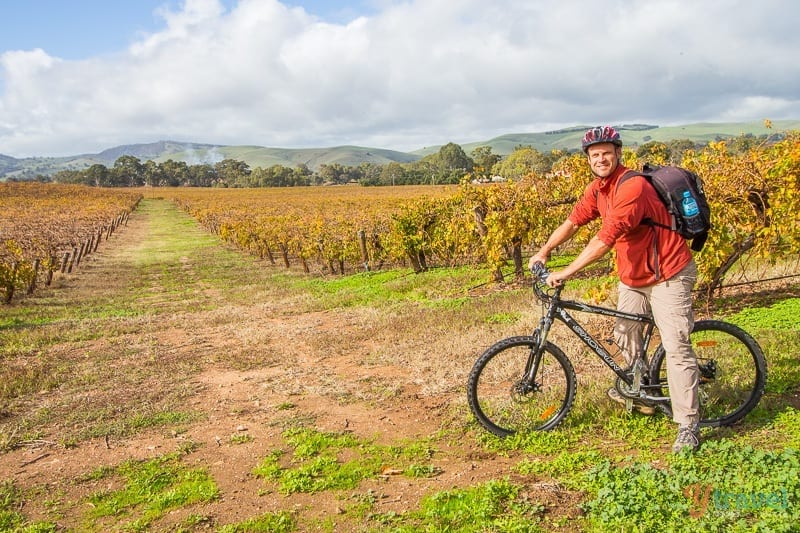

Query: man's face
586,143,621,178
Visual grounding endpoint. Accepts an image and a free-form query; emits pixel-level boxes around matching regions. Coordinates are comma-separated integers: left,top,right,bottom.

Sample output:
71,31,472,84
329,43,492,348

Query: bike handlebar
530,261,550,282
529,262,561,301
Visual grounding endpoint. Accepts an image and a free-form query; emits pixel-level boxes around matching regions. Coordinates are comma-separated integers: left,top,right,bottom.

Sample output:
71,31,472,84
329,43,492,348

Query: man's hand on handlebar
528,253,548,271
529,260,567,288
544,270,568,288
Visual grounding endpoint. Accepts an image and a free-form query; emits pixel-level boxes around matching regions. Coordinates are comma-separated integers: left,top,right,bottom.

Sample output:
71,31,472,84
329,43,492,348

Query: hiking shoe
672,423,701,453
607,387,656,415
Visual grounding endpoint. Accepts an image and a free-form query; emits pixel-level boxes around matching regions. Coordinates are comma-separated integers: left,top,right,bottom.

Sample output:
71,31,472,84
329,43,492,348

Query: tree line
25,134,774,188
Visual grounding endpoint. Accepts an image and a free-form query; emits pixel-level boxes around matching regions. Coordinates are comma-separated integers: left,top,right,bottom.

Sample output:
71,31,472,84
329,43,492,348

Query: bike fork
524,314,554,383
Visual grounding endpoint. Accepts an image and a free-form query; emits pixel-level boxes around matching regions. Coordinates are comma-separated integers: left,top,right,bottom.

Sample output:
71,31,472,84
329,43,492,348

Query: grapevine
0,183,142,302
167,131,799,288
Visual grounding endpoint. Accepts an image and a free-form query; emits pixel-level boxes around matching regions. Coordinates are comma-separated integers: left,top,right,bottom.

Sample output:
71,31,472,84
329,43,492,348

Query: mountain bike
467,263,767,437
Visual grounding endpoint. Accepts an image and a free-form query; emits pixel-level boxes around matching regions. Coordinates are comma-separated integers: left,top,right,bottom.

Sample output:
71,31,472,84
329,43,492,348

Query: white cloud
1,0,799,157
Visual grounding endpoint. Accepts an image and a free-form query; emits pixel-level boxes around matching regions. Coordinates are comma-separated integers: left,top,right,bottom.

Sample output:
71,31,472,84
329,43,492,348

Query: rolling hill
414,120,800,156
2,120,798,180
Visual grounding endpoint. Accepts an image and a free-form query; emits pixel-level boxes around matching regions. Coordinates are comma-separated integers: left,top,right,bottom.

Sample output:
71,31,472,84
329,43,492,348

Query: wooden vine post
279,243,290,268
358,230,370,271
27,259,40,294
60,251,70,274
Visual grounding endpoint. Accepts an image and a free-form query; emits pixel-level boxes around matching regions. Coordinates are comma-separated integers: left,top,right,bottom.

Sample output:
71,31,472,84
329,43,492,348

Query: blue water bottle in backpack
681,190,705,234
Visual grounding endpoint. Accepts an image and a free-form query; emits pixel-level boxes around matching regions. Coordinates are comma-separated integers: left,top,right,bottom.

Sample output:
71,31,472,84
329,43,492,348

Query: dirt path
2,199,563,531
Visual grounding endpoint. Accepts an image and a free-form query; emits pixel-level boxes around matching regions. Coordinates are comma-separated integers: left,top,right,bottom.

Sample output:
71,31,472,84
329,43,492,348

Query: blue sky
1,0,799,157
0,1,372,59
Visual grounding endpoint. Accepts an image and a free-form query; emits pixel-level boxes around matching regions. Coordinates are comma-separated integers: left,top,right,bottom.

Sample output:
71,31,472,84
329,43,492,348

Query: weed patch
0,480,58,532
582,440,800,531
253,428,439,496
728,298,800,331
84,450,219,531
387,479,547,532
218,511,297,532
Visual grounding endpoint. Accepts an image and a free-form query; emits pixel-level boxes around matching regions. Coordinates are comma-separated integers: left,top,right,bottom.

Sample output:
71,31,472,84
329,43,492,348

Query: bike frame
531,282,656,388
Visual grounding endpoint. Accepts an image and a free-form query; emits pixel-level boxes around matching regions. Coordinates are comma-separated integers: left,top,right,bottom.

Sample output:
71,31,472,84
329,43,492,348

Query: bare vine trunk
703,233,755,296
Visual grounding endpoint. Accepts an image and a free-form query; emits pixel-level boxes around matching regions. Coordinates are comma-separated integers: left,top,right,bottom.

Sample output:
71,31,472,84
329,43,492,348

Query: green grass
83,449,219,531
246,275,800,530
728,297,800,331
581,441,800,532
253,427,440,497
468,286,800,532
77,410,200,442
218,511,297,532
485,311,522,324
0,480,58,532
291,264,491,309
382,479,547,532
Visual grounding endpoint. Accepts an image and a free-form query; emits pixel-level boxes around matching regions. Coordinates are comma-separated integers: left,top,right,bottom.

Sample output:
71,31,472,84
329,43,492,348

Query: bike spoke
650,320,766,427
468,338,575,435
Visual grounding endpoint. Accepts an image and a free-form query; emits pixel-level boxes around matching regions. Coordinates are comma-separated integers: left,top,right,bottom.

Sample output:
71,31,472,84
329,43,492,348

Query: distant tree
215,158,251,187
666,139,698,163
85,164,110,187
727,134,763,154
250,165,277,187
379,162,408,186
636,141,671,165
188,163,217,187
317,163,353,184
471,146,500,180
142,160,161,187
357,162,385,186
436,142,473,183
252,164,301,187
159,159,189,187
636,140,701,166
51,169,87,185
292,164,313,186
111,155,144,187
493,146,551,180
412,143,473,185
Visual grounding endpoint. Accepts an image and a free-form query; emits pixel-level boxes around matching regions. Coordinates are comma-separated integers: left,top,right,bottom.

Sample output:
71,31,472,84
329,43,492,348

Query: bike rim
652,323,764,427
471,341,572,435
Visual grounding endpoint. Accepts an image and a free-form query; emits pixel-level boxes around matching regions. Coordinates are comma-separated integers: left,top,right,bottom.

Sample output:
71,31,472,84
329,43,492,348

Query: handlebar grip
530,261,550,282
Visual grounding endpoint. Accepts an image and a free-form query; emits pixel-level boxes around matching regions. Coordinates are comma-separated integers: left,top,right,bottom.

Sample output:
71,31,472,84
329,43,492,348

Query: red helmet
582,126,622,153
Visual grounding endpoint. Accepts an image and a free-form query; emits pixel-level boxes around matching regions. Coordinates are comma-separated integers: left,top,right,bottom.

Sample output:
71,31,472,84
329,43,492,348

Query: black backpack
620,163,711,252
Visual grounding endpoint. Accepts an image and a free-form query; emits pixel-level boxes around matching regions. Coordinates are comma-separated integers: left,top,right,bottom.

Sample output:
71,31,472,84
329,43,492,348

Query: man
528,125,701,453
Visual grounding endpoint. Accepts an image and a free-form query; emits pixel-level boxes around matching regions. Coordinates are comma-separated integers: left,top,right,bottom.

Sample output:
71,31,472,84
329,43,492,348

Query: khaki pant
614,260,699,425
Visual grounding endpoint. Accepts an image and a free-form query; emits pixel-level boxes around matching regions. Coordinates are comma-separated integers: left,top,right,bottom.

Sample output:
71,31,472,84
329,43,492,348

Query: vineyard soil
0,200,591,531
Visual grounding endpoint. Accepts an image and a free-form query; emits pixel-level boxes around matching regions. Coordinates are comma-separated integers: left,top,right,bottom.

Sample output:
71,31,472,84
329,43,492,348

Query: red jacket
568,165,693,287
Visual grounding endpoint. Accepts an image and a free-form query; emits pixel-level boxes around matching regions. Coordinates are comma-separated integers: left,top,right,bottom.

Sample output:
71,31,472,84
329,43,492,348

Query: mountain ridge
2,120,798,180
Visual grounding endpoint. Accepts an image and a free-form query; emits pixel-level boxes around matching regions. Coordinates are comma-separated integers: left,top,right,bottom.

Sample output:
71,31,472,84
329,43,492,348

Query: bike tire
650,319,767,428
467,336,577,437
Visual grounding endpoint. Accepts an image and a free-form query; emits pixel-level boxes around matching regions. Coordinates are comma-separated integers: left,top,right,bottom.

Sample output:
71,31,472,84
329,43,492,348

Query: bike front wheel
467,336,577,437
650,319,767,428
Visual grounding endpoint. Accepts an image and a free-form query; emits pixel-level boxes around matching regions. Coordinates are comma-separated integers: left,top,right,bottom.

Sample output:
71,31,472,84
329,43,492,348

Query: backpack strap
689,231,708,252
617,170,674,231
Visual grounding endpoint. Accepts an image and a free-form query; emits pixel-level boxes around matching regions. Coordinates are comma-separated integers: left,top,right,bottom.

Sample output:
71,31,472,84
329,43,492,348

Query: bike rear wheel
467,336,577,437
650,319,767,428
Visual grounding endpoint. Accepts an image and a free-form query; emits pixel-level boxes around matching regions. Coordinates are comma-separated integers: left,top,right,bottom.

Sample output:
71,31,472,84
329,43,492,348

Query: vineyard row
0,183,142,303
